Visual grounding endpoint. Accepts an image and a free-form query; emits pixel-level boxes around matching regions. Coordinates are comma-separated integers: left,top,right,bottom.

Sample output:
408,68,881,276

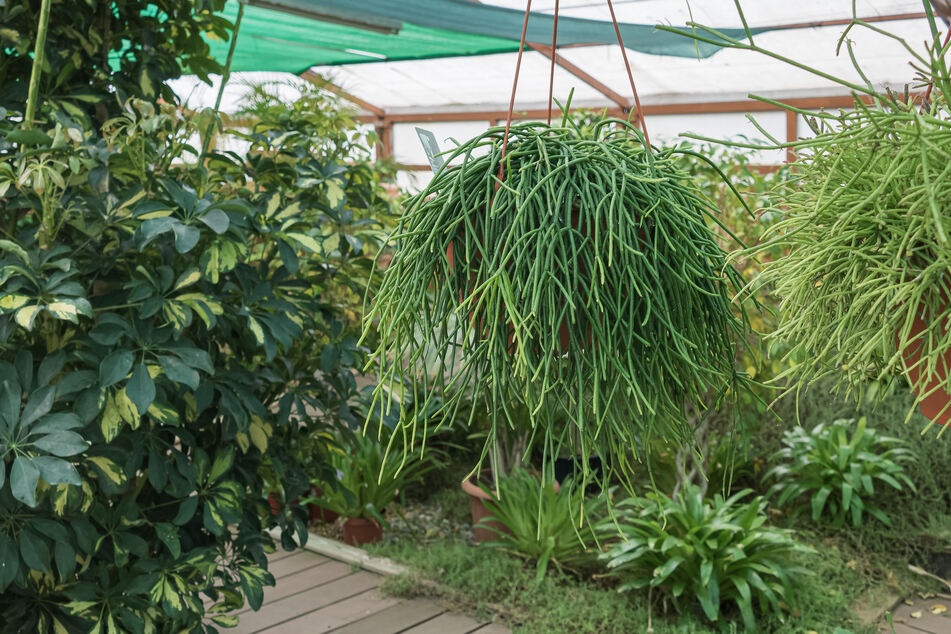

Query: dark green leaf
126,364,156,415
5,128,52,145
199,209,230,234
100,350,134,388
157,355,199,390
33,431,89,457
172,495,199,526
33,456,81,486
11,456,40,506
30,412,82,435
18,529,49,572
21,386,55,428
37,351,66,386
54,540,76,581
172,224,200,253
155,523,181,558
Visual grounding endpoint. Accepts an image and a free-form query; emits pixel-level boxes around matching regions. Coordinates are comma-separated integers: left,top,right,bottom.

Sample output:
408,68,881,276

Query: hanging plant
661,1,951,428
363,117,753,481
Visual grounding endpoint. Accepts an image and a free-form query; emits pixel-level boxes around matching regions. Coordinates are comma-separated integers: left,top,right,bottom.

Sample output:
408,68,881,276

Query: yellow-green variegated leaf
286,232,321,253
173,268,201,291
116,388,140,428
247,316,265,345
147,402,180,427
101,393,122,442
86,456,125,486
14,303,43,329
0,293,30,310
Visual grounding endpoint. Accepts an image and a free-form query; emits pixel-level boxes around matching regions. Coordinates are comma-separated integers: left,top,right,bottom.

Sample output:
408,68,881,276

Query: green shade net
209,0,755,73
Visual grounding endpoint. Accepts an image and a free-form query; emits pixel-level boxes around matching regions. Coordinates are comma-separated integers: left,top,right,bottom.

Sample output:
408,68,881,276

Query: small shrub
766,417,915,527
308,429,436,522
603,486,811,632
482,469,608,581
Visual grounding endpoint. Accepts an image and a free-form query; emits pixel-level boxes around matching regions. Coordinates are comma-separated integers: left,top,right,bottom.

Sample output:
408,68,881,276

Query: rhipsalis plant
364,116,753,485
662,1,951,427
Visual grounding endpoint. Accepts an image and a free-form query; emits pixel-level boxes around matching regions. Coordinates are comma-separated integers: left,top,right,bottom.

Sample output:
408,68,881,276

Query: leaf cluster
603,486,811,632
766,417,916,528
0,81,395,632
481,468,609,582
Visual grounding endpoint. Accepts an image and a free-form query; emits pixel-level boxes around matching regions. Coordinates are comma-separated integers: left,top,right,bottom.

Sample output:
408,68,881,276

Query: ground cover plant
767,417,916,527
480,468,608,580
603,486,811,632
366,116,754,487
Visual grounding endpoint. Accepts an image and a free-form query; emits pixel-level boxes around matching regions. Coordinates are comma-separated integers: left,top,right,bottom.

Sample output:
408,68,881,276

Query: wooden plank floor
227,549,510,633
881,596,951,634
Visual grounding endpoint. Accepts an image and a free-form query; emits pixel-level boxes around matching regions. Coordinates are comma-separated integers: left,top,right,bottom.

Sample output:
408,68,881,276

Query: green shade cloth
208,0,755,73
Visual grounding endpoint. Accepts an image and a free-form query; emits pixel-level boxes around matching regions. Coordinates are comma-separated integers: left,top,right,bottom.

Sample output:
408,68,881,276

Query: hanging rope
546,0,560,125
605,0,650,146
499,0,533,178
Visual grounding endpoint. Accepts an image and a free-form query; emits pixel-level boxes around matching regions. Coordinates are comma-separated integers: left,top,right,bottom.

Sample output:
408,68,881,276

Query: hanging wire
546,0,561,125
500,0,534,177
605,0,650,146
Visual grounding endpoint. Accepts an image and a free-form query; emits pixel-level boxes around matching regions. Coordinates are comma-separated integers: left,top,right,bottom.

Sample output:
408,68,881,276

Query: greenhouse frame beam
301,70,386,116
528,42,629,110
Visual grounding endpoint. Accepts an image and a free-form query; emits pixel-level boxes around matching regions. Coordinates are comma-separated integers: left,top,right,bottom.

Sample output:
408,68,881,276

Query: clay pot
461,469,508,543
342,517,383,546
461,469,559,543
307,486,340,524
898,296,951,426
267,492,281,516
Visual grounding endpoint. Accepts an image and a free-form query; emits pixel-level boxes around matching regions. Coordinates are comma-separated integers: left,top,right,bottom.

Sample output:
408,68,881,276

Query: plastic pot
898,296,951,426
342,517,383,546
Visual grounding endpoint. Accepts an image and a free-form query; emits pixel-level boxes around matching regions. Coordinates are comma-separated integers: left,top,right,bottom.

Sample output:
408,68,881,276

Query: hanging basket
366,121,751,472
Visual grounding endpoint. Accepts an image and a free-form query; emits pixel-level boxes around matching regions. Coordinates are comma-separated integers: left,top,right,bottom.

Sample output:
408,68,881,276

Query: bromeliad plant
365,117,753,483
766,417,915,527
662,2,951,427
481,468,609,581
603,486,811,632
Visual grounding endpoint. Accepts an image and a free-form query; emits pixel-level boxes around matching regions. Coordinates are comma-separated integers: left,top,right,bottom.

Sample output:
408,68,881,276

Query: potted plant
305,428,436,546
363,114,753,489
664,1,951,427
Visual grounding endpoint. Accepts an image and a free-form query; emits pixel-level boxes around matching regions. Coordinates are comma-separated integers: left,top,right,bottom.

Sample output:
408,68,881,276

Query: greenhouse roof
209,0,757,72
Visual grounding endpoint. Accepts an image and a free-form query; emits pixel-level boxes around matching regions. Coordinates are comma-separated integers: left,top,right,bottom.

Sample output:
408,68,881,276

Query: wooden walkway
229,548,510,633
882,595,951,634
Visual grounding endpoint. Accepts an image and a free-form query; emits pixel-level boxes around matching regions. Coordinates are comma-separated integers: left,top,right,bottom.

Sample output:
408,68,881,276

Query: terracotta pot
267,492,281,516
307,486,340,524
342,517,383,546
461,469,559,543
898,295,951,425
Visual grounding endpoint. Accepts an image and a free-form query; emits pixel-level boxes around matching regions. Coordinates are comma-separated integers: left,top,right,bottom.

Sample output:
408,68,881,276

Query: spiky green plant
363,117,752,483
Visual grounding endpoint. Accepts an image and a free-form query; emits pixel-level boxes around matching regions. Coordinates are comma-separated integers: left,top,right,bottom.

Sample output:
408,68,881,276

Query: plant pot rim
460,467,559,500
343,516,380,525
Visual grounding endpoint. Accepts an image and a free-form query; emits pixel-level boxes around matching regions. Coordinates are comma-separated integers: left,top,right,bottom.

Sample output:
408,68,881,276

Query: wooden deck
882,595,951,634
229,548,510,633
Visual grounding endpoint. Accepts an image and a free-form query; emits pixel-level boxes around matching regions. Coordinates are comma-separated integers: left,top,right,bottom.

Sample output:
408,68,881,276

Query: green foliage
309,428,436,522
373,539,717,634
0,76,395,629
481,469,607,581
603,486,811,632
0,0,230,122
766,417,915,528
366,118,752,487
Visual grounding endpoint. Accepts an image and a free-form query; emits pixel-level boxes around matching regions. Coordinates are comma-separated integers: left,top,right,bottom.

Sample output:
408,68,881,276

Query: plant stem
24,0,53,129
200,2,245,161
